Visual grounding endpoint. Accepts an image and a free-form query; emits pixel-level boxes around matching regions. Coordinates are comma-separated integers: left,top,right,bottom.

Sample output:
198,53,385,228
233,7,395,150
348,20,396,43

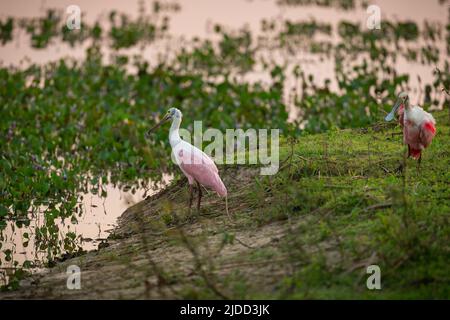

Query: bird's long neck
404,99,411,112
169,117,182,147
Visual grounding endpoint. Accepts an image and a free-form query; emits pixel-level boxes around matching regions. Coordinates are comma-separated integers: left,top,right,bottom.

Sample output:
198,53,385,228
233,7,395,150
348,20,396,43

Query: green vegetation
0,1,449,297
254,112,449,298
2,111,448,298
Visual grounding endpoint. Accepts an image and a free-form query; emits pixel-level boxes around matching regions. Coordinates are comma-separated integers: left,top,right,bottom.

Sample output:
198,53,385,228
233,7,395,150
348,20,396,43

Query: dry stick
225,195,230,221
363,202,392,212
443,87,450,129
417,75,423,105
296,155,311,162
323,138,338,204
234,236,253,249
436,66,450,127
401,146,409,230
352,251,378,289
134,206,178,299
285,138,296,226
178,228,230,300
277,144,295,172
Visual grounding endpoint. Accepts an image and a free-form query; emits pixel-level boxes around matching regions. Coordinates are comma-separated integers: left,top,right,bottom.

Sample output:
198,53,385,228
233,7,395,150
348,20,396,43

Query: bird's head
397,92,409,104
166,107,182,120
146,108,182,137
385,91,409,122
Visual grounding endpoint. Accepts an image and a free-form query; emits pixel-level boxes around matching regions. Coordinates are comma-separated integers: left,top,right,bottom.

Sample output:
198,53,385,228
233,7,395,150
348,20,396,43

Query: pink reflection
0,0,446,66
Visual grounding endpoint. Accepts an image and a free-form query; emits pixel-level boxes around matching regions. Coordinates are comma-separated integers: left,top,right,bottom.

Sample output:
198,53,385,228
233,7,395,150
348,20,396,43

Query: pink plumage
403,110,436,160
386,93,437,161
148,107,229,217
178,147,227,197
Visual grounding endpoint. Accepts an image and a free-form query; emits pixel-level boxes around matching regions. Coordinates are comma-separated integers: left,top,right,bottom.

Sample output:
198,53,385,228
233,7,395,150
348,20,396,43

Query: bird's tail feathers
215,174,227,197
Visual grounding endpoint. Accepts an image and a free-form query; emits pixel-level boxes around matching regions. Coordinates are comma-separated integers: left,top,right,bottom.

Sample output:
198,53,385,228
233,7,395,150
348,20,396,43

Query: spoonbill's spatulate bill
385,96,405,127
386,92,436,162
147,108,229,218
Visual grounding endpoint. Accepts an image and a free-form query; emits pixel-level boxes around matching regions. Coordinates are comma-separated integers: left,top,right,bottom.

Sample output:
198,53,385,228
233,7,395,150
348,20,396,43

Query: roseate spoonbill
385,92,436,163
147,108,229,218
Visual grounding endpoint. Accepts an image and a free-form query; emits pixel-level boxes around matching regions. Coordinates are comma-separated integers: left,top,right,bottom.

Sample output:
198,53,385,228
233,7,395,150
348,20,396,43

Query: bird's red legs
196,181,202,212
188,184,194,213
225,196,231,221
396,145,409,174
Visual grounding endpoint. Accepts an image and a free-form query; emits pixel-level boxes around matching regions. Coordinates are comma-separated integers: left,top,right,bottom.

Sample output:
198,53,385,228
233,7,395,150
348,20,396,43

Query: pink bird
147,108,229,217
386,92,436,163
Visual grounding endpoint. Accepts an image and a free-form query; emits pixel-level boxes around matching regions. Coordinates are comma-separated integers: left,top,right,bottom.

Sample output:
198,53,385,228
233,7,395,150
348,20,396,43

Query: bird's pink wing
197,149,219,174
177,145,226,197
419,120,436,148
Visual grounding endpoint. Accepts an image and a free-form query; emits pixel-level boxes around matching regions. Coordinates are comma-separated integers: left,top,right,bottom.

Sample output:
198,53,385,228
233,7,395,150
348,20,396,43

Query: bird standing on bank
147,108,229,218
385,92,436,164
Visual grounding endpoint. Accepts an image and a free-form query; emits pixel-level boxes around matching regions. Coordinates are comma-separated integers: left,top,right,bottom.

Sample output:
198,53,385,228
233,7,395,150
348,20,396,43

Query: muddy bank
0,167,294,299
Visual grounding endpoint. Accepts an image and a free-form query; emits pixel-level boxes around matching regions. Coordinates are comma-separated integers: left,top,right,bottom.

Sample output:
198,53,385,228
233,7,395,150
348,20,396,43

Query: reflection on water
0,0,446,106
0,175,172,285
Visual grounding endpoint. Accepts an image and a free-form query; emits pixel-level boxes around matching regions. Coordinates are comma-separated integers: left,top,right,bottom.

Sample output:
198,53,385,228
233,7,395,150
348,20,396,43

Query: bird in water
385,92,436,165
147,108,229,218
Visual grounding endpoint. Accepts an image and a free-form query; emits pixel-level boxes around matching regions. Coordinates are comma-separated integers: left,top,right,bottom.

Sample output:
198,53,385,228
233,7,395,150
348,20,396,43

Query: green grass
214,110,450,299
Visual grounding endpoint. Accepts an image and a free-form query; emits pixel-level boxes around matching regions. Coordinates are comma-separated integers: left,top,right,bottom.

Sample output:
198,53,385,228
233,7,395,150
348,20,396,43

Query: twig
234,237,253,249
363,202,392,212
178,228,230,300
